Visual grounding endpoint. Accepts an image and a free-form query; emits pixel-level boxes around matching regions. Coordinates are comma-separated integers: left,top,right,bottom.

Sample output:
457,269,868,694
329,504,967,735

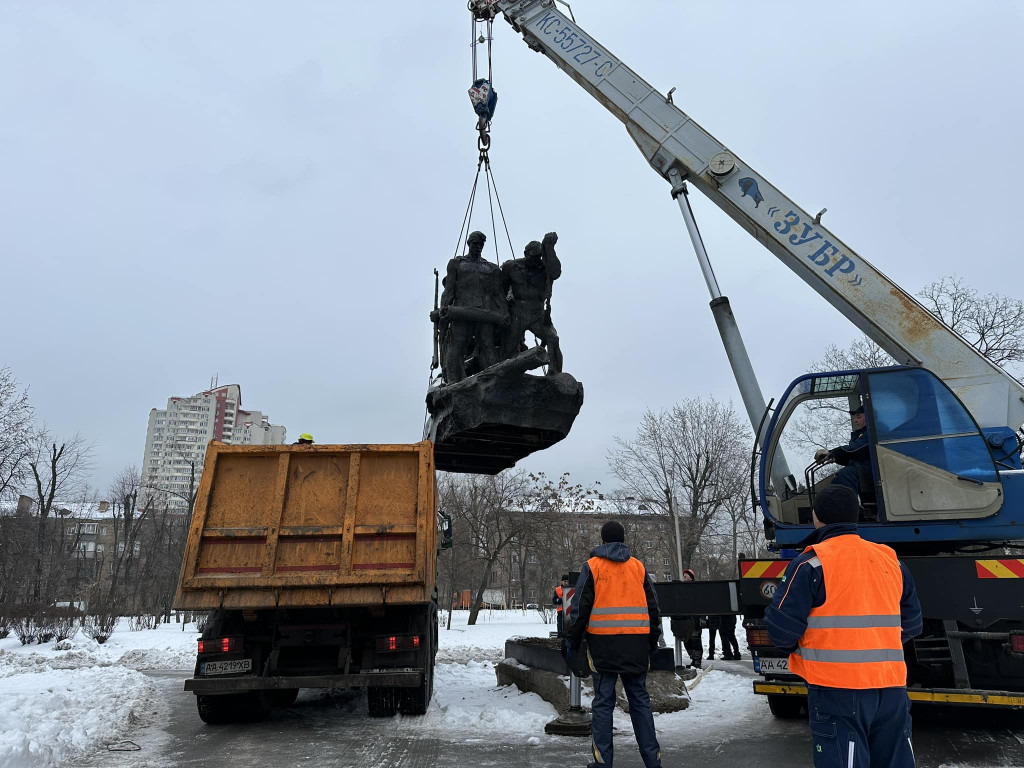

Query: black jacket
568,542,661,674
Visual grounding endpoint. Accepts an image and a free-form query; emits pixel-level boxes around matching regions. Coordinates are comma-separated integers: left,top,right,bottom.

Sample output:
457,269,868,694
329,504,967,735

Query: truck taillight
746,628,772,647
376,634,421,652
198,637,243,654
1011,633,1024,654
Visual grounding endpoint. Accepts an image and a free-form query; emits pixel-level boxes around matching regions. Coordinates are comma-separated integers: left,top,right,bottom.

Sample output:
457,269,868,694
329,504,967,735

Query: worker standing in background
718,613,741,660
670,569,704,669
706,614,721,660
553,574,570,635
293,433,315,445
766,485,922,767
568,521,663,768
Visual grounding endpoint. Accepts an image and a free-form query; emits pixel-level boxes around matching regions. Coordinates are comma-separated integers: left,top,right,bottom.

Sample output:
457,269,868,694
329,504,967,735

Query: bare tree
608,397,750,572
438,470,530,625
27,431,94,603
0,368,33,504
918,275,1024,374
102,467,150,609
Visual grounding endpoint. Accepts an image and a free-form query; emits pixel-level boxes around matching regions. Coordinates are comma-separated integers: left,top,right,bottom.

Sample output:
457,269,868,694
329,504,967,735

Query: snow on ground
432,610,767,745
0,610,762,766
0,619,199,768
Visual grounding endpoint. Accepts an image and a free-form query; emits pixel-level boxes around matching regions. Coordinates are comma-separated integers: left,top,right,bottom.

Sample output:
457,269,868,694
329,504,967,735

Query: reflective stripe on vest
555,585,564,613
788,534,906,689
585,556,650,635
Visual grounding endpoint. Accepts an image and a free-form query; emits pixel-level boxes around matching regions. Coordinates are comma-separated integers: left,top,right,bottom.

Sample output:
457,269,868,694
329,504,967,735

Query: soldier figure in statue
501,232,562,374
431,231,508,384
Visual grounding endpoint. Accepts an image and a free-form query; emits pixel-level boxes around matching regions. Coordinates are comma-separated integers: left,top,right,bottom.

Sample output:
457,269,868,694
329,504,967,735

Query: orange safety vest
585,556,650,636
555,585,564,613
787,534,906,689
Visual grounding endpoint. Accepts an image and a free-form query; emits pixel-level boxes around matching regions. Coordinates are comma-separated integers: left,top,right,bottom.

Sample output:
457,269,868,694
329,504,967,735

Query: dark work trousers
707,628,718,657
556,611,564,636
830,466,861,495
807,685,914,768
683,634,703,667
719,626,740,658
590,670,662,768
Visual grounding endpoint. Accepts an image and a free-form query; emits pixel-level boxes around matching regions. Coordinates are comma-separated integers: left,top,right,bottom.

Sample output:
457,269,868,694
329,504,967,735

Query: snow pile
0,620,198,767
0,662,154,768
409,659,556,735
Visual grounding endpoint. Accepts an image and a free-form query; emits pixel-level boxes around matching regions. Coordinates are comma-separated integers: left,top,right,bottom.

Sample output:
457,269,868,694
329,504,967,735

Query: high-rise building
140,384,286,510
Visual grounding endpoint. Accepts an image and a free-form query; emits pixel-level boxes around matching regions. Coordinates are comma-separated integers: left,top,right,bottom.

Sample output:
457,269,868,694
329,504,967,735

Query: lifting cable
427,2,515,401
454,4,514,265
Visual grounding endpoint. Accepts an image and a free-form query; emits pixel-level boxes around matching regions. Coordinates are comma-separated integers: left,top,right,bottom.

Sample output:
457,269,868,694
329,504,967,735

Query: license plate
756,657,789,674
201,659,252,675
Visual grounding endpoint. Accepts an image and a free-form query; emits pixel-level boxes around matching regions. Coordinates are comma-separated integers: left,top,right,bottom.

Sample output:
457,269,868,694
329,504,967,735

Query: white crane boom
483,0,1024,430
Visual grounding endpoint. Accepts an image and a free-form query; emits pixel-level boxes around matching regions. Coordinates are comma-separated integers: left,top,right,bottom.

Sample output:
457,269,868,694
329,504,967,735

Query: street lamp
663,483,684,581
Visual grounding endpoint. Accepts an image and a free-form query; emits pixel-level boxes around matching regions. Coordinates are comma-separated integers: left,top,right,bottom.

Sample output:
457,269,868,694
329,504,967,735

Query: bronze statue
430,231,508,383
501,232,562,374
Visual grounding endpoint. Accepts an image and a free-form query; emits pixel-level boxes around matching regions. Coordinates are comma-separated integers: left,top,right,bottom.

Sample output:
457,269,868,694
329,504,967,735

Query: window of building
101,526,107,536
664,573,672,582
662,556,670,566
645,540,653,549
577,522,585,531
528,554,538,563
81,523,98,535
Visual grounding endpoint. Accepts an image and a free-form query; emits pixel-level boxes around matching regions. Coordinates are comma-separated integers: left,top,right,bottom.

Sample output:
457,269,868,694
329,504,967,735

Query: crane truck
470,0,1024,714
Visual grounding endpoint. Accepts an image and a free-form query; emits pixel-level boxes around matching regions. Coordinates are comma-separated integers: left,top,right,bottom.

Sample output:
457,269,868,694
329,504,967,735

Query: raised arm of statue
542,232,562,281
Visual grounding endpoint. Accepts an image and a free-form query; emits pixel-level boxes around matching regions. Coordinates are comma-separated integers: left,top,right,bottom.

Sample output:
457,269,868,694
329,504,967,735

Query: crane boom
486,0,1024,431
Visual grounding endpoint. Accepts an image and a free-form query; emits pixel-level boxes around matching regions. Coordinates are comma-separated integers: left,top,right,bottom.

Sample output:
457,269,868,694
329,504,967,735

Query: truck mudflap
185,669,423,694
753,681,1024,709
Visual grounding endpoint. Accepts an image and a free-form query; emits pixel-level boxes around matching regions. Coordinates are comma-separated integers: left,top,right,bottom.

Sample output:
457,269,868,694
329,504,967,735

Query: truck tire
367,686,400,718
271,688,299,708
400,651,435,715
196,694,239,725
767,693,804,719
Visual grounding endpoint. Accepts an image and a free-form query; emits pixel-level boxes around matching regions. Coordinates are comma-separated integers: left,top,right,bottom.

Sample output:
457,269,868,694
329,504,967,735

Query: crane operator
815,406,870,499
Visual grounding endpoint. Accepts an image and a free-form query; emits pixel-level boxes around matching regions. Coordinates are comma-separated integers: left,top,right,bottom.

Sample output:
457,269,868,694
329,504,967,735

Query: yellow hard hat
299,433,314,442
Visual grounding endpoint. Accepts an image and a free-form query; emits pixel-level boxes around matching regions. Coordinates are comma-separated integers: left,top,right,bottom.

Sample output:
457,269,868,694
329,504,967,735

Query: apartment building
140,384,286,510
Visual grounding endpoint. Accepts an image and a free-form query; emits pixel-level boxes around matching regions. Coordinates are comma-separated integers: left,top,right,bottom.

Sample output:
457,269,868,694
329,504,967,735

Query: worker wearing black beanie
812,485,860,527
766,483,923,767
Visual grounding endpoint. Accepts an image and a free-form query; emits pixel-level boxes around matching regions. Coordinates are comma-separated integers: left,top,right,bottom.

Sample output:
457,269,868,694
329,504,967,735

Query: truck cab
758,366,1022,550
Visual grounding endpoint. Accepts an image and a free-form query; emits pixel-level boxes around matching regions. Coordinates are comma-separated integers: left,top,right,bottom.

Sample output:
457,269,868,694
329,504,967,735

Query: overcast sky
2,1,1023,496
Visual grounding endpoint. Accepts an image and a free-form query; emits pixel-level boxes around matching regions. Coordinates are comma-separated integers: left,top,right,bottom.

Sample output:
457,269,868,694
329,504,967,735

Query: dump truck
173,440,450,723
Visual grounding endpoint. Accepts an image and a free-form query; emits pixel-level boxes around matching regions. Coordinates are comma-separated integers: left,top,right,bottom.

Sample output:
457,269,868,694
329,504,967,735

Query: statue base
425,347,584,474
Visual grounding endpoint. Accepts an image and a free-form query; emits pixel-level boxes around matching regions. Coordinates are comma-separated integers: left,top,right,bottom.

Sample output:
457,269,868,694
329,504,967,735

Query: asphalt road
72,668,1024,768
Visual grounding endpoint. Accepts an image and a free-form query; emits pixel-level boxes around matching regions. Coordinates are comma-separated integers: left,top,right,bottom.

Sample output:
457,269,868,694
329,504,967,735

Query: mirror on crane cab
758,366,1015,536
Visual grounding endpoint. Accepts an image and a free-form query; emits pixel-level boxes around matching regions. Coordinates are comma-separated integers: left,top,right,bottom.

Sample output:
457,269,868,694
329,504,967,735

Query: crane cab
758,366,1021,549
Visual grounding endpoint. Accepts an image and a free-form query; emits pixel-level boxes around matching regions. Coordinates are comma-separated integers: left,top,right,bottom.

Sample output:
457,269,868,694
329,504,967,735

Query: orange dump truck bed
173,441,436,611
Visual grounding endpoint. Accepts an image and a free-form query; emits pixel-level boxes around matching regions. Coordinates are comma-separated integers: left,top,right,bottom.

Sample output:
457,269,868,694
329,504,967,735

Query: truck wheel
400,652,435,715
271,688,299,708
367,687,400,717
767,694,804,719
196,694,238,725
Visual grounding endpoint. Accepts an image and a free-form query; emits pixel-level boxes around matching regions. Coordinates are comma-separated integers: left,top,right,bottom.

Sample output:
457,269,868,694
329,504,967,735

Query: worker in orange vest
567,521,663,768
553,574,570,635
766,485,922,767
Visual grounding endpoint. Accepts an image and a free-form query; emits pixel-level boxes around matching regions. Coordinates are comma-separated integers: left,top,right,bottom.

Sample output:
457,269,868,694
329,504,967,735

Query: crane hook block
469,79,498,121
